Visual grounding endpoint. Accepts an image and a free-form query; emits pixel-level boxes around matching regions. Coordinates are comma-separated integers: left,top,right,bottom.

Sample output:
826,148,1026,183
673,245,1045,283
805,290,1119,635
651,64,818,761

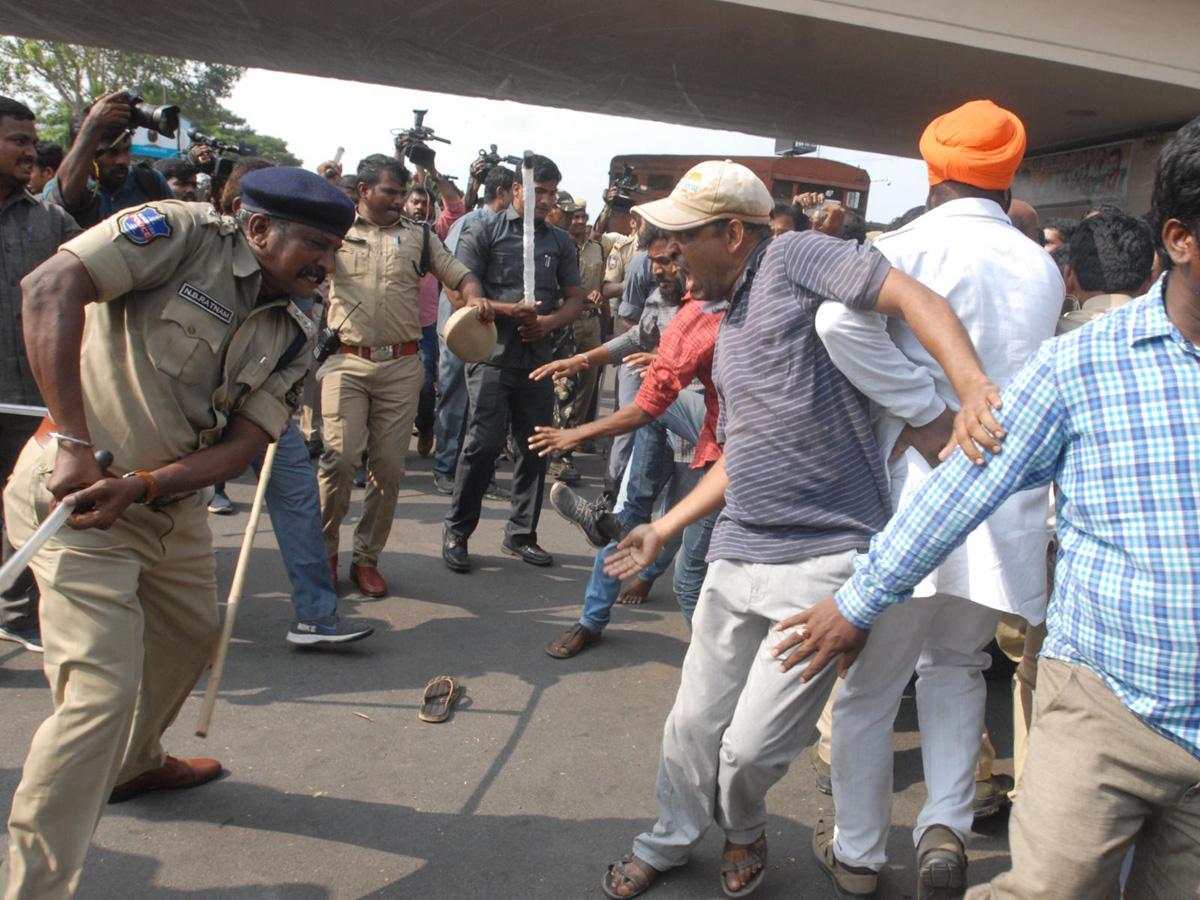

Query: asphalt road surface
1,420,1017,899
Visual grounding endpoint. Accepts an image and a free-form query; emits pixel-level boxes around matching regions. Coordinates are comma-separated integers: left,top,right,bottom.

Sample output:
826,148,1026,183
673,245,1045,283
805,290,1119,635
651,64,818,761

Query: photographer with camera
43,89,174,229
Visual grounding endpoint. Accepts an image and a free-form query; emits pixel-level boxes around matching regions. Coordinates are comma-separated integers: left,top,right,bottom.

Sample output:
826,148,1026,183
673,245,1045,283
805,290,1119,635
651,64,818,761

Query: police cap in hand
239,166,357,237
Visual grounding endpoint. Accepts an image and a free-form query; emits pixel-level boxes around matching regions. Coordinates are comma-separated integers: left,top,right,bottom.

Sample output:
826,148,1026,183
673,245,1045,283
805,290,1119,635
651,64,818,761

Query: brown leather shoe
329,555,338,590
417,430,434,457
109,755,221,804
350,564,387,598
545,623,601,659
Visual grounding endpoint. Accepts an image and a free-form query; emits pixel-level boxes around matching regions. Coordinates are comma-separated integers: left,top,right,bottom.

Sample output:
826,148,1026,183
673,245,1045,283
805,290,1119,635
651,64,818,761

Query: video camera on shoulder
609,164,648,212
117,88,180,139
393,109,450,168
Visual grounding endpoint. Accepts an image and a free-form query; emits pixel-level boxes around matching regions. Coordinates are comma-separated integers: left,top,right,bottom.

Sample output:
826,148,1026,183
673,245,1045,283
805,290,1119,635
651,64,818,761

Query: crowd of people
0,86,1196,900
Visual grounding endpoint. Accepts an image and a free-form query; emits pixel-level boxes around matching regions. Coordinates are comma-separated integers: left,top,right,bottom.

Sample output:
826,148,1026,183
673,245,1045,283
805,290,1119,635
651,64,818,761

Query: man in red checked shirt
528,257,724,659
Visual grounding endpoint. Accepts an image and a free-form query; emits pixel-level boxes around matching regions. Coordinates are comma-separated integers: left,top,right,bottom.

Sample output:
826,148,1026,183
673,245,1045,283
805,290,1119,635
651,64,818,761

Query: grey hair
235,208,289,233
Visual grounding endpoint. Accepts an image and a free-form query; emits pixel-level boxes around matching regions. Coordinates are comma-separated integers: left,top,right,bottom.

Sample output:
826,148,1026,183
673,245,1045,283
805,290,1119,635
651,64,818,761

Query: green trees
0,38,298,165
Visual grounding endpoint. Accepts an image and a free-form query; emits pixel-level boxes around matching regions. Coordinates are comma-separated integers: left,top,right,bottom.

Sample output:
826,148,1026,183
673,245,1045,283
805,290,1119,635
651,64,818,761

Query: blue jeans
433,333,468,480
605,363,642,493
580,390,714,631
253,423,337,622
416,323,438,435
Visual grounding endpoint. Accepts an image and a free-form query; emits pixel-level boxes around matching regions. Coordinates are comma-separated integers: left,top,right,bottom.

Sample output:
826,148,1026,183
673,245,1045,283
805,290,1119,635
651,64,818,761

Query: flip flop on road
418,676,459,723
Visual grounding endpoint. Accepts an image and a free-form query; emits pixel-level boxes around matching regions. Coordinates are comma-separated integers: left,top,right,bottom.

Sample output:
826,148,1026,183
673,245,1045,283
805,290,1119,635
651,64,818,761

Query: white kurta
815,197,1064,623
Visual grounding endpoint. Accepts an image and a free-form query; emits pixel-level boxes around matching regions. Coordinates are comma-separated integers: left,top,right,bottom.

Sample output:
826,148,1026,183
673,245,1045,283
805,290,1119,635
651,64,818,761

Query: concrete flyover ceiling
3,0,1198,157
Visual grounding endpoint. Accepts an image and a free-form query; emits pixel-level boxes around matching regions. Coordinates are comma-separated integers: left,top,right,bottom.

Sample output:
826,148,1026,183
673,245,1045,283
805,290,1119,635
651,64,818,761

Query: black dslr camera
118,88,180,139
609,164,647,212
393,109,450,168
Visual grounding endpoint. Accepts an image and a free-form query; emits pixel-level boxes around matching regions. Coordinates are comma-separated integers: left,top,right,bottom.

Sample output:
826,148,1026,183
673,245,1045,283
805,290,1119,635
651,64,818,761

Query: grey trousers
633,551,858,871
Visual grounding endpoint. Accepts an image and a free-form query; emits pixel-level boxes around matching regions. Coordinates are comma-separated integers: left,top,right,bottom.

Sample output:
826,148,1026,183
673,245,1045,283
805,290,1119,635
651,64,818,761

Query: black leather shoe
442,527,470,573
501,539,553,567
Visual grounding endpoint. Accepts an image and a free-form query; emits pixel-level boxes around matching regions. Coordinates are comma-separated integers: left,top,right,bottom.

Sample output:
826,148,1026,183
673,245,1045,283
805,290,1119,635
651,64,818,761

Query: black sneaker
286,616,374,646
433,473,455,495
485,479,510,501
354,464,367,488
0,624,43,654
443,526,470,573
549,483,622,549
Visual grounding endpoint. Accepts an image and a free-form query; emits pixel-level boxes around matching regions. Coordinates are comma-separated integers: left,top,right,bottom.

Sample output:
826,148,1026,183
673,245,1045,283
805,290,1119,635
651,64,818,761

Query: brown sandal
418,676,458,723
720,832,767,897
602,854,659,899
545,623,601,659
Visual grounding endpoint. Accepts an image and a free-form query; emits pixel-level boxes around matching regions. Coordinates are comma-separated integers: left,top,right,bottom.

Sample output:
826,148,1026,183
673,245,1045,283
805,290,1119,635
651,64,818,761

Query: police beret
239,166,356,237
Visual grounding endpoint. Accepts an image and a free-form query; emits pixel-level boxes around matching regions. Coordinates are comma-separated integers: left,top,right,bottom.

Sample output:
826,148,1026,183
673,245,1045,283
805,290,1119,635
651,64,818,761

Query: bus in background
609,154,871,213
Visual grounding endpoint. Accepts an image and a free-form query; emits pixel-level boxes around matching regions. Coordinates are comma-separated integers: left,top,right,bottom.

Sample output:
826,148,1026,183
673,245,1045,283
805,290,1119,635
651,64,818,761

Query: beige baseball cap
635,160,773,230
444,305,498,363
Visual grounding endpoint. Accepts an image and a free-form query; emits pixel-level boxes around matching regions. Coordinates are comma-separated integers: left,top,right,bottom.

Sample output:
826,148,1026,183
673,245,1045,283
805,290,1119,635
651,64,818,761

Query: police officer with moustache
318,154,491,598
0,168,354,900
442,154,582,572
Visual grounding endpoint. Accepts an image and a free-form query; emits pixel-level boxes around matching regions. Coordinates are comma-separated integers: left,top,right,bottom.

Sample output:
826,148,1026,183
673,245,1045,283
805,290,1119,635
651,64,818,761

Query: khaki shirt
1056,292,1133,335
578,239,605,306
603,231,637,286
327,214,470,347
62,200,314,473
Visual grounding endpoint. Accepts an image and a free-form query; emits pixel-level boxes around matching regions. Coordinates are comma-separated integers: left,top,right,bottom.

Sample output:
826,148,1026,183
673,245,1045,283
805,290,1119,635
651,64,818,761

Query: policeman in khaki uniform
318,154,489,598
0,168,354,900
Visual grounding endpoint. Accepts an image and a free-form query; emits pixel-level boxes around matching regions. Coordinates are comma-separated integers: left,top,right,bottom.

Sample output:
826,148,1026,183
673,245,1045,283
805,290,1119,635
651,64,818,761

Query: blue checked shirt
836,278,1200,759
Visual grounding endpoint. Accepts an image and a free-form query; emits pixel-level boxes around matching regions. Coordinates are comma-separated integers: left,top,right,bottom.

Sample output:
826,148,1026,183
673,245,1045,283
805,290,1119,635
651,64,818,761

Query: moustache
296,266,326,286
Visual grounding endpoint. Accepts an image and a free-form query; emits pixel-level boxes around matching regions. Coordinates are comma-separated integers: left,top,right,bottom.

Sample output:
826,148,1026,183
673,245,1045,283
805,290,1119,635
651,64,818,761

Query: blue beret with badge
239,167,356,237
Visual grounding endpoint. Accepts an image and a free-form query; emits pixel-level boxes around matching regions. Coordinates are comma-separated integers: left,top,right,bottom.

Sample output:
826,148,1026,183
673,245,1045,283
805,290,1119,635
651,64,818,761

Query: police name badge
179,283,233,323
118,207,172,245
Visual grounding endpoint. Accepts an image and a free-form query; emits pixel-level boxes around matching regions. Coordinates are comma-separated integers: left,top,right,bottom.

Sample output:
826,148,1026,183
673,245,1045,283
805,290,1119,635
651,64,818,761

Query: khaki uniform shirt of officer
1,191,327,900
317,177,474,593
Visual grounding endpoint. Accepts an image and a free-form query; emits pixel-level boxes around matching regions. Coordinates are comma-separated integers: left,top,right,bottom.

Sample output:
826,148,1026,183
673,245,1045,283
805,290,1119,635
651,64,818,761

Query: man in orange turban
920,99,1027,193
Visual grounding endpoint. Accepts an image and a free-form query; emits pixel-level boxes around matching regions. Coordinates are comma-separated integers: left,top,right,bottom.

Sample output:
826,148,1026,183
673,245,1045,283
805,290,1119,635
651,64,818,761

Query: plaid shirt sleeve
835,341,1068,629
634,305,709,419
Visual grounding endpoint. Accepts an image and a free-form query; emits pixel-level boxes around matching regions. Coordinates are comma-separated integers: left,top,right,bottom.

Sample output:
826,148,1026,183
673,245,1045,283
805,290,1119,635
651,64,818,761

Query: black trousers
446,363,553,544
1,412,41,631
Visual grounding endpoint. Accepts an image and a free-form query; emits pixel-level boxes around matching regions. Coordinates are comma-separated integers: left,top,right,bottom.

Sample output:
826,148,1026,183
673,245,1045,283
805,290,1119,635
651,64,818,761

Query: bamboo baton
195,439,279,737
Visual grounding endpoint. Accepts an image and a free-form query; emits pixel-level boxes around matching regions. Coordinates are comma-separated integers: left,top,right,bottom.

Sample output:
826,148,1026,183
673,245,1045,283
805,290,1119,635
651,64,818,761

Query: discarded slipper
419,675,458,723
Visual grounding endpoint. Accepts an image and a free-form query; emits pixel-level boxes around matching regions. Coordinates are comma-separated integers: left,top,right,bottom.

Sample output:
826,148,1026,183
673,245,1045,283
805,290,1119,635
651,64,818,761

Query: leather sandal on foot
602,854,658,899
545,623,601,659
721,832,768,898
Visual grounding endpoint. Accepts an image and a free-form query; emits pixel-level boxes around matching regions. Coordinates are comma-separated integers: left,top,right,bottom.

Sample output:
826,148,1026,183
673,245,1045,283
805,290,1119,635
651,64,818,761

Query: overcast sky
229,69,930,224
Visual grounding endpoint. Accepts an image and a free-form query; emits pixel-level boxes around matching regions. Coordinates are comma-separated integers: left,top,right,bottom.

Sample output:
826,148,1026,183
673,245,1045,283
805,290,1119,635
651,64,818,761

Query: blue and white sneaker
286,616,374,646
0,624,43,653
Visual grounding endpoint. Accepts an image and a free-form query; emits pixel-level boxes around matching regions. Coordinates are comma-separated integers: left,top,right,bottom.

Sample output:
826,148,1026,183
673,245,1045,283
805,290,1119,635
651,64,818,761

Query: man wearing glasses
43,90,172,229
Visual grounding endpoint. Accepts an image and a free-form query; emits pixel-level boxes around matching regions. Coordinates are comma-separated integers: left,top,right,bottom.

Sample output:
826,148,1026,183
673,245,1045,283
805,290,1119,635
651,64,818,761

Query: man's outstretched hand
771,596,870,681
604,524,664,580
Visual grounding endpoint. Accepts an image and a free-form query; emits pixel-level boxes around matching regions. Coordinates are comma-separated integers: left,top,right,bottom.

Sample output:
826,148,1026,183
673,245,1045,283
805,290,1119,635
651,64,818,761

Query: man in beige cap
597,160,1005,899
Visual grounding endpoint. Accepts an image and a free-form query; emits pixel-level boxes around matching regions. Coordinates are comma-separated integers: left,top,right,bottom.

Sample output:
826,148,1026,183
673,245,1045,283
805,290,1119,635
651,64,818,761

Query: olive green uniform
0,200,313,900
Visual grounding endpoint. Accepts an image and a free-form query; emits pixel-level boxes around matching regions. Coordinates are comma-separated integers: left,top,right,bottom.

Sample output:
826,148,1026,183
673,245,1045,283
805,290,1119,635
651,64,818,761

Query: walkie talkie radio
313,299,363,364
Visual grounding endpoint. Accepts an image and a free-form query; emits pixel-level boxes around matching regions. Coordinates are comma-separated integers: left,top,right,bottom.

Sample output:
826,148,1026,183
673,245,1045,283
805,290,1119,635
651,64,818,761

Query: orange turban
920,100,1027,191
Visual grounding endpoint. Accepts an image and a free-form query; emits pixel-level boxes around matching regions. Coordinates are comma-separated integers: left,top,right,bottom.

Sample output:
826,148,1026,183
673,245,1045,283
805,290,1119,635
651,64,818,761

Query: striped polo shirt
710,231,893,563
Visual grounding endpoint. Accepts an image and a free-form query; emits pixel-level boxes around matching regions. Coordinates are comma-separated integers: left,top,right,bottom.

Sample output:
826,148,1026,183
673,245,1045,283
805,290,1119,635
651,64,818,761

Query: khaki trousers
571,313,604,428
1,440,219,900
967,659,1200,900
317,352,421,567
